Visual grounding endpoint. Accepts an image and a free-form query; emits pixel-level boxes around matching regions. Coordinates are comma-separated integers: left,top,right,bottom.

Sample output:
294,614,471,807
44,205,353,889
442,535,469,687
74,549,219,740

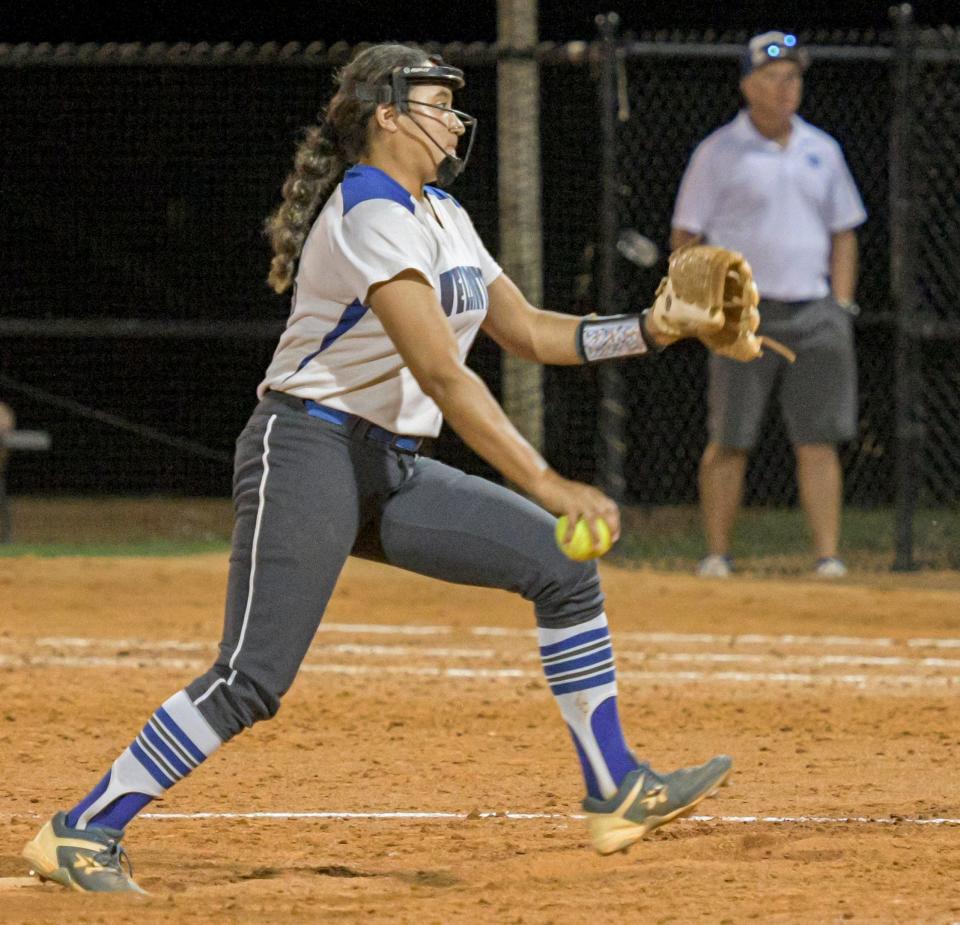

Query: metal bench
1,430,52,543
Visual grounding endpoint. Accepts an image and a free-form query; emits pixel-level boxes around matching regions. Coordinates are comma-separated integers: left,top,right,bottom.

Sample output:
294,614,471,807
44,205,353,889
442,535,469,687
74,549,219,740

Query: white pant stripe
193,414,276,707
193,676,225,706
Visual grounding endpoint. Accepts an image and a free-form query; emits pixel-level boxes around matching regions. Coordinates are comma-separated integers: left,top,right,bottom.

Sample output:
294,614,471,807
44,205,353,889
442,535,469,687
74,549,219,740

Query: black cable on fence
0,40,600,68
6,32,956,69
0,318,282,339
0,374,233,465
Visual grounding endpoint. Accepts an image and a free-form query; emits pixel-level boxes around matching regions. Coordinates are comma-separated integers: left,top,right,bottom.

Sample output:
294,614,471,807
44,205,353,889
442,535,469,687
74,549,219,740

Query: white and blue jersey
672,112,866,301
259,164,502,436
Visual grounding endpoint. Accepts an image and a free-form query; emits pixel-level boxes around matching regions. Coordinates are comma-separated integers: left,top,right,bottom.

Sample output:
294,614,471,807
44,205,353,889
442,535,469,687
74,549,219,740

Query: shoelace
636,764,666,797
93,839,135,879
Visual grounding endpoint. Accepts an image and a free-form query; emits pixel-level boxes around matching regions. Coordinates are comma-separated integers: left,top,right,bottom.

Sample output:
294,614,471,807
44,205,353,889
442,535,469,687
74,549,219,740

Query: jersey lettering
439,266,487,317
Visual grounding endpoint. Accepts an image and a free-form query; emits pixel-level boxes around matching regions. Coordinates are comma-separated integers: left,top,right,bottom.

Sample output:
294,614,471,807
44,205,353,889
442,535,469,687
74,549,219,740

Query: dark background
3,1,958,512
3,0,959,44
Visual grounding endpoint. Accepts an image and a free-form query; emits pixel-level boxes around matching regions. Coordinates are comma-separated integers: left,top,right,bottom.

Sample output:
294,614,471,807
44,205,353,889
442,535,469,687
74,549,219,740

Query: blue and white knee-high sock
539,612,639,800
66,690,222,831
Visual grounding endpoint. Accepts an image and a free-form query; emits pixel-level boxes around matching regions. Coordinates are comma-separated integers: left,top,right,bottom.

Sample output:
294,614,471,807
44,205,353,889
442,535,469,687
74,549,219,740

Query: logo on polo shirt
806,153,822,168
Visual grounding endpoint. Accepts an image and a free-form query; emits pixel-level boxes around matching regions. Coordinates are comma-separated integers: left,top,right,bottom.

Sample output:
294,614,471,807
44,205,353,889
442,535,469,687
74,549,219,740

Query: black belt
267,391,422,454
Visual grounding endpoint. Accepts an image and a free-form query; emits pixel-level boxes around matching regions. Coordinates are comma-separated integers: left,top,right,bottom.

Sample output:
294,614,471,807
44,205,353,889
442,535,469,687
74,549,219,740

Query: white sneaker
814,557,848,578
696,554,733,578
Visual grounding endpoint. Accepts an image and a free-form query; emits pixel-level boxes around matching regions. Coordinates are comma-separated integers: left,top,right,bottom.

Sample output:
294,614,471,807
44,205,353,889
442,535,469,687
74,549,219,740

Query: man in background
671,31,866,578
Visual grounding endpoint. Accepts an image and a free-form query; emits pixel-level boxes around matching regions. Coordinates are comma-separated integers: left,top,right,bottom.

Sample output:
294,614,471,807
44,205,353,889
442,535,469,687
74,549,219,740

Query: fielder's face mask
352,61,477,188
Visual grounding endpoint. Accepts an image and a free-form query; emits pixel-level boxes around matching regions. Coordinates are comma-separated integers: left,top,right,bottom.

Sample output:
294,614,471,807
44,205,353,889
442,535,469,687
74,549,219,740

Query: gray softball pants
186,391,605,741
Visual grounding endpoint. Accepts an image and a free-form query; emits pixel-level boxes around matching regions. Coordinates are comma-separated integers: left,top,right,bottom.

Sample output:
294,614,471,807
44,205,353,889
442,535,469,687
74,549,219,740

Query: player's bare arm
481,274,583,363
482,273,667,362
830,228,859,303
368,269,620,541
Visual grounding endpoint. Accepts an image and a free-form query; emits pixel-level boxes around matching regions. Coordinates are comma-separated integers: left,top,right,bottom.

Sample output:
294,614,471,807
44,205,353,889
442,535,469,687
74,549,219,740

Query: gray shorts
707,296,858,450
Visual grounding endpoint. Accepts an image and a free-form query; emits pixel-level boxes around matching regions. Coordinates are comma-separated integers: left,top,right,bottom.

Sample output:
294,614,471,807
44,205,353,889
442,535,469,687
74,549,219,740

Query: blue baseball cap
742,31,811,76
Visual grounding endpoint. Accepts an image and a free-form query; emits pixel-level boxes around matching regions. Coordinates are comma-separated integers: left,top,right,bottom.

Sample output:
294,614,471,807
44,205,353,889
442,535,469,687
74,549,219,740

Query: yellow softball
555,515,613,561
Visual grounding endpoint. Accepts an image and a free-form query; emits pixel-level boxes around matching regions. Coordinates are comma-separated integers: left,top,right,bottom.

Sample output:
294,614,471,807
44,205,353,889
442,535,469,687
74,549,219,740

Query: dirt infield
3,550,960,923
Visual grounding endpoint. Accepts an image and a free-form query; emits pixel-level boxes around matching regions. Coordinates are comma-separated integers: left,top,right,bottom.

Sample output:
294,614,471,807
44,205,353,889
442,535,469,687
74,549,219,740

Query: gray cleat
22,811,145,893
582,755,732,855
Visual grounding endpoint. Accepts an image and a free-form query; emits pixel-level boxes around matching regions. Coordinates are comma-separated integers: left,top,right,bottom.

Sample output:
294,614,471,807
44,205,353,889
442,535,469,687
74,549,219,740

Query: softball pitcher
23,43,737,892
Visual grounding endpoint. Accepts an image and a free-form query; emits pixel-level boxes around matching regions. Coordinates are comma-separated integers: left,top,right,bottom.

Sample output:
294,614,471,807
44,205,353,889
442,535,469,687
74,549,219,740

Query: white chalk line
370,626,960,651
11,632,960,684
4,809,958,827
8,627,960,689
472,627,960,650
620,651,960,669
25,636,960,670
138,811,960,827
30,637,492,658
27,625,960,650
1,653,959,689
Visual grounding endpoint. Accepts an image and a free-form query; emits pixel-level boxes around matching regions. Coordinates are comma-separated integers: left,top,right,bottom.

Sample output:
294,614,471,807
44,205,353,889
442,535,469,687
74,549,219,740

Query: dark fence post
595,11,627,502
889,3,922,571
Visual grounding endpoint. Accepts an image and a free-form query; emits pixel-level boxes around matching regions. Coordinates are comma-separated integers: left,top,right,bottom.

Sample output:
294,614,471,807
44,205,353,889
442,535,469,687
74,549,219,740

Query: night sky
4,0,958,45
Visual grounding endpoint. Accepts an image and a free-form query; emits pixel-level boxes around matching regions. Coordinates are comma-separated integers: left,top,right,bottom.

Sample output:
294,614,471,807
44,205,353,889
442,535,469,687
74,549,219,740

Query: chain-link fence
1,25,958,567
887,21,960,567
602,20,960,567
0,43,599,495
612,41,897,506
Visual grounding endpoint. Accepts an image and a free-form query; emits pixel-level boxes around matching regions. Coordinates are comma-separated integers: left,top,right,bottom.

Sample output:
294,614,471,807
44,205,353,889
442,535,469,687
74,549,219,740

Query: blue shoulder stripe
425,185,462,207
342,164,416,216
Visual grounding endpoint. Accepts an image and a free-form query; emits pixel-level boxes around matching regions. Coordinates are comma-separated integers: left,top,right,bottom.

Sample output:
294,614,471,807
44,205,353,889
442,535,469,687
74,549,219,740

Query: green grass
612,505,960,573
1,503,957,572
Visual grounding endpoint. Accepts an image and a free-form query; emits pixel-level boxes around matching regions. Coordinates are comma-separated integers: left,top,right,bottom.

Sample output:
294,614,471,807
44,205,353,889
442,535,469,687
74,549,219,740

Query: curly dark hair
264,43,428,294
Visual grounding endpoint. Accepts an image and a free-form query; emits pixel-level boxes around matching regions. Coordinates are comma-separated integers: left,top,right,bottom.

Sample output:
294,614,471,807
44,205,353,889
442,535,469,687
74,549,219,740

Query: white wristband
576,314,650,363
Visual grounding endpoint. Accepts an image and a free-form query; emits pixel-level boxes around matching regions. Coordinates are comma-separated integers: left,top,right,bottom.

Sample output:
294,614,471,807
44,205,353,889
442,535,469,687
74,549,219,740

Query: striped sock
66,689,222,831
539,612,639,800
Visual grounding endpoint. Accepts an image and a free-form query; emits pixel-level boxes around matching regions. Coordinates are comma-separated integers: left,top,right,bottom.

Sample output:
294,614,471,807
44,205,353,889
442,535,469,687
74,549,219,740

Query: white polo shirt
258,164,502,436
672,111,866,301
